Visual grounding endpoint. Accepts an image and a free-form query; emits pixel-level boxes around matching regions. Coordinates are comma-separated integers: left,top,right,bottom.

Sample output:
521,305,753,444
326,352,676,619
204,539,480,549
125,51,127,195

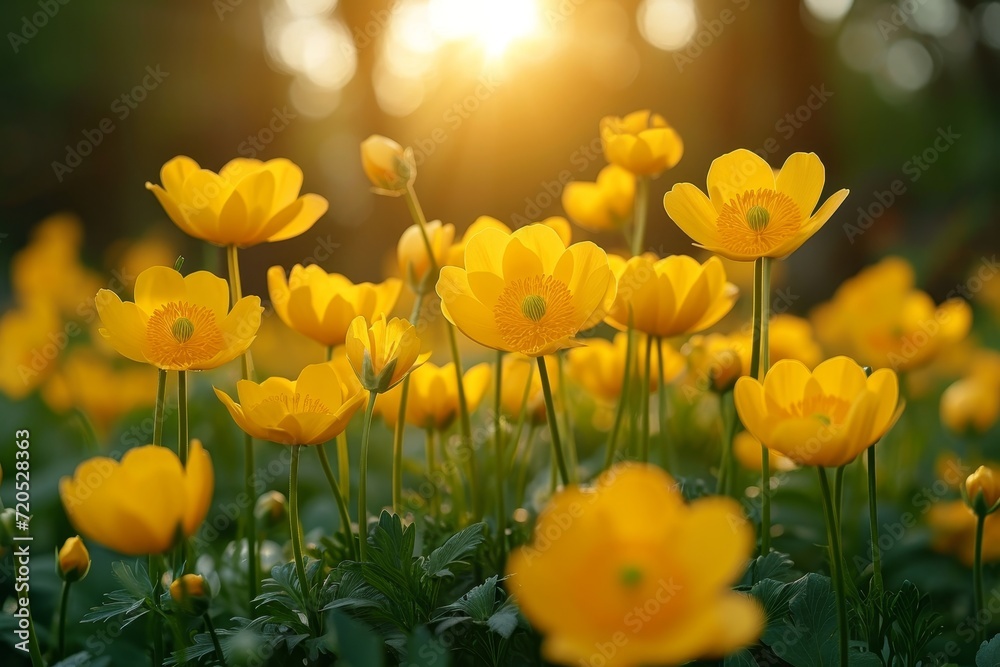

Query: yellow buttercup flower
398,220,455,292
436,224,616,356
379,362,491,430
506,463,762,666
59,440,214,556
928,500,1000,567
444,216,571,267
96,266,261,371
249,315,326,379
170,573,210,614
568,332,683,403
57,536,91,582
605,255,738,338
361,134,416,195
146,156,328,248
734,357,902,468
941,377,1000,436
683,333,745,395
268,264,401,347
663,150,849,261
215,362,365,445
811,256,972,371
733,431,797,473
346,314,428,393
965,465,1000,515
562,165,635,233
0,302,62,400
600,110,684,176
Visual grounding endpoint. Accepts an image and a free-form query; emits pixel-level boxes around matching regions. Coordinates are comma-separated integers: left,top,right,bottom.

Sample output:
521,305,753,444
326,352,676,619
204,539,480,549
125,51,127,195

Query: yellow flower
96,266,261,371
498,354,555,425
663,150,849,261
562,165,635,232
444,216,572,267
249,315,326,379
506,463,762,666
734,357,902,468
146,156,328,247
57,536,91,582
360,134,416,195
810,256,972,371
941,377,1000,436
600,110,684,176
268,264,401,347
568,332,683,403
965,465,1000,515
215,362,365,445
732,431,797,473
734,314,822,374
105,232,179,290
170,573,210,614
379,362,491,430
346,314,428,393
436,224,616,356
398,220,455,292
0,302,62,400
59,440,214,555
606,255,738,338
683,333,744,394
928,500,1000,567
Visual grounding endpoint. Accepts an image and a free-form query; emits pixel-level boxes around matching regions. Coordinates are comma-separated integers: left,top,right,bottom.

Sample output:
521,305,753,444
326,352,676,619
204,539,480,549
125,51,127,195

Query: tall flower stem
630,176,650,257
357,393,378,561
404,183,480,519
494,351,507,557
975,511,986,643
717,391,737,496
153,369,167,446
750,257,773,554
226,244,258,605
390,292,426,513
866,446,884,592
818,466,849,667
317,446,357,561
324,346,352,511
148,556,164,667
505,362,534,473
656,337,673,471
203,614,228,667
288,445,310,604
515,425,538,508
424,427,439,518
555,353,578,483
605,326,635,470
537,357,569,486
640,334,653,463
56,580,71,658
177,371,189,465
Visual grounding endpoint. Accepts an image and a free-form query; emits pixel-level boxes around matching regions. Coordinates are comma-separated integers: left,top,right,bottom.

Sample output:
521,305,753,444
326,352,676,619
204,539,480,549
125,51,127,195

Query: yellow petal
267,265,291,323
160,155,200,193
95,290,148,364
811,355,867,399
706,149,775,212
762,359,812,407
775,152,825,219
663,183,720,249
733,377,770,442
464,226,511,276
182,440,214,537
183,271,231,322
134,266,186,314
509,224,566,274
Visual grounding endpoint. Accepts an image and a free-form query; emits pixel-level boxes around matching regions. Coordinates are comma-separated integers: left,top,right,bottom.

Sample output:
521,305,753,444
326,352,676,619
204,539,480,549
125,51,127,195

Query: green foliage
976,634,1000,666
81,561,154,628
849,578,944,666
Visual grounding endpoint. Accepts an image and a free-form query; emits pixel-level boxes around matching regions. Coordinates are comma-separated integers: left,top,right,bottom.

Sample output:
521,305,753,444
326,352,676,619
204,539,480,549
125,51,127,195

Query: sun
428,0,543,58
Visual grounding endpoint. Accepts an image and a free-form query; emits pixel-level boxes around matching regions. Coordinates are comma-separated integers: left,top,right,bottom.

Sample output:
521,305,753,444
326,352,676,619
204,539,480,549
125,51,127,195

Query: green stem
494,351,507,557
203,614,228,667
866,446,884,592
441,430,467,523
656,337,673,472
717,391,737,496
56,580,70,658
392,377,410,514
555,353,578,483
337,432,350,509
975,511,986,644
357,393,378,561
148,556,164,667
226,244,258,605
317,445,357,561
751,257,773,554
27,608,45,667
515,425,537,508
834,464,845,525
605,326,635,470
818,467,849,667
72,408,99,454
630,176,650,257
640,334,653,463
153,369,167,446
288,445,310,608
537,357,569,486
505,361,534,473
177,371,188,466
425,427,439,518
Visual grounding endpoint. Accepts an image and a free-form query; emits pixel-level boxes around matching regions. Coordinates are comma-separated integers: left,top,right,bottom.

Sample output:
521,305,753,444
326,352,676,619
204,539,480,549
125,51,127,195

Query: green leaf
423,522,486,579
438,576,499,621
769,573,840,667
978,636,1000,667
402,626,451,667
486,600,519,639
329,610,385,667
747,551,800,585
51,652,104,667
723,649,757,666
750,578,797,647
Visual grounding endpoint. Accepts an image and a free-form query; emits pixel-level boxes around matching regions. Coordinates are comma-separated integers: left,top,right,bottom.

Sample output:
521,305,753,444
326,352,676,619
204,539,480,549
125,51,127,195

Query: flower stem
630,176,650,257
818,466,849,667
750,257,773,554
640,334,653,463
390,291,426,514
425,427,439,518
515,425,537,508
177,370,188,466
717,391,737,496
56,580,71,658
555,353,578,483
605,326,635,470
866,446,884,592
537,357,569,486
494,351,507,557
656,337,673,471
357,393,378,561
505,362,534,473
317,445,357,561
27,607,45,667
203,613,228,667
148,556,164,667
336,432,350,508
975,511,986,644
226,244,258,606
288,445,310,607
153,368,167,446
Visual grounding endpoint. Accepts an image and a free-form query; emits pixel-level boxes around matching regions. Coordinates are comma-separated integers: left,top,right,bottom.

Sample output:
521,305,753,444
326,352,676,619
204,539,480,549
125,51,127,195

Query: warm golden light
427,0,543,58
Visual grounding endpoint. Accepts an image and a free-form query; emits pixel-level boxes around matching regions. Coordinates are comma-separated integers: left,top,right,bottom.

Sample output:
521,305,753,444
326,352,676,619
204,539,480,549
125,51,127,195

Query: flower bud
361,135,416,196
57,536,91,582
170,573,210,614
254,490,287,529
965,465,1000,516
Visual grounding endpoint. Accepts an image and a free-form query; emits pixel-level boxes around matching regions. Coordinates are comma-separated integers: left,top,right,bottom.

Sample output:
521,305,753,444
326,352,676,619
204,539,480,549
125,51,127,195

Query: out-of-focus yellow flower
215,362,365,445
254,490,287,528
250,315,326,379
378,362,491,430
606,255,737,338
730,314,822,376
170,573,210,614
568,332,683,403
398,220,455,292
437,224,616,356
346,314,428,393
499,355,557,425
562,165,635,233
663,150,849,262
42,347,158,434
59,440,213,555
268,264,401,348
444,216,511,267
683,333,744,394
96,266,261,371
735,357,902,468
57,536,91,582
105,233,178,290
964,464,1000,515
361,135,416,195
506,463,762,666
146,156,328,247
941,377,1000,435
733,431,797,473
600,110,684,176
0,303,62,400
928,500,1000,567
811,257,972,372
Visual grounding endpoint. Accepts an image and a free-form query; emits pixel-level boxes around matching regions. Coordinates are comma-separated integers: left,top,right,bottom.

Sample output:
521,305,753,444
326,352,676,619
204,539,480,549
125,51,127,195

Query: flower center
620,565,644,588
261,392,332,414
493,275,577,355
144,302,225,369
716,188,803,256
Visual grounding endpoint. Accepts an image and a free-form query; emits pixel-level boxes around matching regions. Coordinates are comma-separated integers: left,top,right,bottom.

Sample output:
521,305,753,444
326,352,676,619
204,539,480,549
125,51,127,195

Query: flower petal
706,149,775,212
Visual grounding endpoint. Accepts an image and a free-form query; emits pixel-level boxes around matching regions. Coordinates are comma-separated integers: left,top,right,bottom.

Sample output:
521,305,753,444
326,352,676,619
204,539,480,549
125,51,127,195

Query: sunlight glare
428,0,543,57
